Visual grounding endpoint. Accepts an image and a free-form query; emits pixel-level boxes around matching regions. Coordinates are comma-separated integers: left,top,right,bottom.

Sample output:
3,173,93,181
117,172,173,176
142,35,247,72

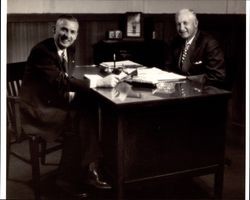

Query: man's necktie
181,43,190,64
179,43,191,73
61,51,75,102
61,51,68,73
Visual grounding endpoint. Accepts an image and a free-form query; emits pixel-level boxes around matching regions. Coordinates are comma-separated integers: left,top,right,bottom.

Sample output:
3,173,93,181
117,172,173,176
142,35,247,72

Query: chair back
7,62,26,141
7,62,62,200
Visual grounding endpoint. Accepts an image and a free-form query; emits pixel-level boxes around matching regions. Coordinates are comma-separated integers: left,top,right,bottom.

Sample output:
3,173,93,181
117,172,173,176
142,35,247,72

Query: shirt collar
54,40,67,60
186,33,196,46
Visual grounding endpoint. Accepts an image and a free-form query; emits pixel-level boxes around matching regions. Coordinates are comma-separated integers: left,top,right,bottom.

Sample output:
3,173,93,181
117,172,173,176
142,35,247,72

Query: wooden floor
7,139,245,200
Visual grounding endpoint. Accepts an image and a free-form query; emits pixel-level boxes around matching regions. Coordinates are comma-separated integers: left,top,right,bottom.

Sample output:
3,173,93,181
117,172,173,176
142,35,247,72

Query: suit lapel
182,31,202,72
49,39,65,72
189,31,201,62
67,47,75,76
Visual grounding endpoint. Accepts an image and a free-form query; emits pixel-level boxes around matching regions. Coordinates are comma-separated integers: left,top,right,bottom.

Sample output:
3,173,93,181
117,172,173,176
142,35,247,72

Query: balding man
165,8,225,87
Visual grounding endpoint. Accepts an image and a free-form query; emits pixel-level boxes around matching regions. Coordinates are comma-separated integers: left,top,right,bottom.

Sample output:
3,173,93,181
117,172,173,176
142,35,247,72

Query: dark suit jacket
165,31,226,87
20,38,91,141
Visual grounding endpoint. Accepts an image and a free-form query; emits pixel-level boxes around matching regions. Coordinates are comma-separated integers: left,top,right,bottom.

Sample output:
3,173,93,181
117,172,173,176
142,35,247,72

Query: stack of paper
100,60,143,69
131,67,186,84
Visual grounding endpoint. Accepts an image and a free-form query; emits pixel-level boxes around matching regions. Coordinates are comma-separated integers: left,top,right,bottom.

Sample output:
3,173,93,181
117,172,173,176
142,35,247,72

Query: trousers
58,93,101,183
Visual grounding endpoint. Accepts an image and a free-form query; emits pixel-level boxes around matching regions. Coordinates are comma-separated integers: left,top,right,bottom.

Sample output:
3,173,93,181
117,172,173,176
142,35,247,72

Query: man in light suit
165,8,226,87
20,14,119,198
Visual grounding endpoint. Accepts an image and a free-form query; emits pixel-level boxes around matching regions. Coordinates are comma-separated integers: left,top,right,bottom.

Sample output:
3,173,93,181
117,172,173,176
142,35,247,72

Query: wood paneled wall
7,13,246,145
7,14,245,65
7,14,177,65
7,14,122,64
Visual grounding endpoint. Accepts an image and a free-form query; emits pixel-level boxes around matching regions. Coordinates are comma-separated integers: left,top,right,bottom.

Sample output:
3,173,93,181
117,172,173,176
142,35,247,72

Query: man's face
54,19,79,50
176,11,198,40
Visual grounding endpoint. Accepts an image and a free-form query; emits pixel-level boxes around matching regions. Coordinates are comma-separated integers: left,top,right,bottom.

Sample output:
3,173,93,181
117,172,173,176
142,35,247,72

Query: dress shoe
84,162,112,189
56,178,88,198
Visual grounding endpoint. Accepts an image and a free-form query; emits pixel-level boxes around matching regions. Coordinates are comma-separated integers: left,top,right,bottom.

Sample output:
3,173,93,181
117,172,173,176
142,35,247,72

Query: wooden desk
73,66,231,199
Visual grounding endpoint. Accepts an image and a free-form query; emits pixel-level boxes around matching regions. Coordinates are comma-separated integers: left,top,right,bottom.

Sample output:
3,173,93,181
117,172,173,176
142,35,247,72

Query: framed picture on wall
125,12,143,38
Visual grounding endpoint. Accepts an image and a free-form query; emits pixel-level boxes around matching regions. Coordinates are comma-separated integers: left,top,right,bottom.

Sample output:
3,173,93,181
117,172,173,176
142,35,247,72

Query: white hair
175,8,198,24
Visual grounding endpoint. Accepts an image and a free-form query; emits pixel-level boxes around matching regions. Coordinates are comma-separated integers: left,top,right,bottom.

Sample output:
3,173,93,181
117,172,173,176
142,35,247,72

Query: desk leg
214,165,224,199
116,115,124,200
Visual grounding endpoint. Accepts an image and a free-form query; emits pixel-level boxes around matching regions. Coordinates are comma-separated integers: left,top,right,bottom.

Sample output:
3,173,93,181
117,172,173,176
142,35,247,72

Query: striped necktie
181,43,190,64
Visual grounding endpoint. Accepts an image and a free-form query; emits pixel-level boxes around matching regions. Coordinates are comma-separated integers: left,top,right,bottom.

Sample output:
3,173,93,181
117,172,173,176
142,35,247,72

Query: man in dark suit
165,8,226,87
20,14,120,198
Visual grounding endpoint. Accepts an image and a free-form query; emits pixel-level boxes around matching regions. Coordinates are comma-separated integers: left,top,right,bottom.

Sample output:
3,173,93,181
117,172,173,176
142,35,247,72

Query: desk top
73,66,231,107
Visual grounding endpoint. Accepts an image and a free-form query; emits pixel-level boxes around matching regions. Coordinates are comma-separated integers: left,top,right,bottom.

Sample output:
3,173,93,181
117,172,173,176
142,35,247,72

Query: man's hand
96,74,120,87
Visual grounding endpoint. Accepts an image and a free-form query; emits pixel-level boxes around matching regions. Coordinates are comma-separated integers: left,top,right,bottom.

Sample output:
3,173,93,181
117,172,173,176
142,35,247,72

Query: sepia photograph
126,12,142,38
1,0,249,199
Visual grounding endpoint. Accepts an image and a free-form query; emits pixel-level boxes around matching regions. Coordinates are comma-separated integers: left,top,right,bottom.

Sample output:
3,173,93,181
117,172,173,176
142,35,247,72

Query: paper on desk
100,60,143,68
84,74,102,81
132,67,186,84
84,70,132,83
84,72,131,87
117,71,129,80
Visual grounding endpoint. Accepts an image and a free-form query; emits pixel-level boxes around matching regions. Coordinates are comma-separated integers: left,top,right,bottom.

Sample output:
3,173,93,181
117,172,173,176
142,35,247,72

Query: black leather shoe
85,162,112,189
56,178,88,198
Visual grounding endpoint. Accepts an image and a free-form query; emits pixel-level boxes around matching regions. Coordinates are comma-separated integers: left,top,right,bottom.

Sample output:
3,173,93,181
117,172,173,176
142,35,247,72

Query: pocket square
194,60,202,64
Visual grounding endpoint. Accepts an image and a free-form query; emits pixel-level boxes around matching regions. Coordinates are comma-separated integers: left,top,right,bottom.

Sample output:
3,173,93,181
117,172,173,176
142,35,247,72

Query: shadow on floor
10,174,214,200
7,139,245,200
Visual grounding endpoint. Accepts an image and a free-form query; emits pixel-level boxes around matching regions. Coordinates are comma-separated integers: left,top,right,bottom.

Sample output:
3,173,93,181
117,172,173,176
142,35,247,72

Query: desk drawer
101,99,227,182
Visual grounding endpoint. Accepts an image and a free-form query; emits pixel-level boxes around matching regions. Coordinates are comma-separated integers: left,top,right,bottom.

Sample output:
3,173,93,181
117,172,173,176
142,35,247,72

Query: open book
127,67,186,86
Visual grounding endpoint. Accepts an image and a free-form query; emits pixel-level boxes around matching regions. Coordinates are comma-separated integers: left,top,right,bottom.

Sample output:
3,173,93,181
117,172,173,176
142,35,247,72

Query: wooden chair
7,62,62,200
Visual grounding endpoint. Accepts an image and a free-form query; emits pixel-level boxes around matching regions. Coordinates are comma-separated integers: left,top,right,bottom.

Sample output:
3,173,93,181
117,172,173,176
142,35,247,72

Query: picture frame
125,12,143,38
107,30,122,40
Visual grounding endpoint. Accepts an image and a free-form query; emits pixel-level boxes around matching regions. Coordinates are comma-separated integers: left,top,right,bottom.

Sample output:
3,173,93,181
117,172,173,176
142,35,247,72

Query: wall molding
7,0,245,14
